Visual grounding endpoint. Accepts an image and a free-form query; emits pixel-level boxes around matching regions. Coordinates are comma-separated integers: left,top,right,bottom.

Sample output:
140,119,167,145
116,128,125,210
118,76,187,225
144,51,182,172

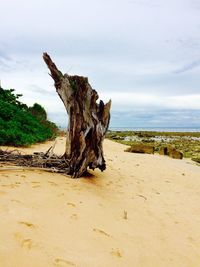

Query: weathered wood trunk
43,53,111,178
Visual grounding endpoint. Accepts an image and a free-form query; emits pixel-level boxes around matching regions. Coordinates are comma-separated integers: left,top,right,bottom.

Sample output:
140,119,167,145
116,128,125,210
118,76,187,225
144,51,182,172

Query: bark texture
43,53,111,177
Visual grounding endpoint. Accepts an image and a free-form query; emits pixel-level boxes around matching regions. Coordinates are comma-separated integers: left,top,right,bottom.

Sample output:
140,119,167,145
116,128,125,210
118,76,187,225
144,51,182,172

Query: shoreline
106,130,200,164
108,127,200,132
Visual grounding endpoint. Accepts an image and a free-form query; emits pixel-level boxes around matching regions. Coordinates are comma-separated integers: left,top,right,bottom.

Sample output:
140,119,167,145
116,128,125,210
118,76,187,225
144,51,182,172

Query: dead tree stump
43,53,111,178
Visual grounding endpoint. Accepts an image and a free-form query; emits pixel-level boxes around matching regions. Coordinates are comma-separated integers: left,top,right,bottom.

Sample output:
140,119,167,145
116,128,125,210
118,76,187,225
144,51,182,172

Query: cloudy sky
0,0,200,128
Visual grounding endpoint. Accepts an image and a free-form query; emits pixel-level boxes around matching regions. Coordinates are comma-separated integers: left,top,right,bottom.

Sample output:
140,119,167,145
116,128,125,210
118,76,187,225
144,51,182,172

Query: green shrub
29,103,47,121
0,87,58,146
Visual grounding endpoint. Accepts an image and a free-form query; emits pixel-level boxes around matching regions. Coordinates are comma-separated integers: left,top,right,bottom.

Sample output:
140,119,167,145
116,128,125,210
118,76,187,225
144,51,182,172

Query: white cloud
103,92,200,111
0,0,200,127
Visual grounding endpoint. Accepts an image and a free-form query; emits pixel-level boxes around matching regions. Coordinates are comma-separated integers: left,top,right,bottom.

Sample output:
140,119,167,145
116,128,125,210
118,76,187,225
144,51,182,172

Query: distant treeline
0,87,58,146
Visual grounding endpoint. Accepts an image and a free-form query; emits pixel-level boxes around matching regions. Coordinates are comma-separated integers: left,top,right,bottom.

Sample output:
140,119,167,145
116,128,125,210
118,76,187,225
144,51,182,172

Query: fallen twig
0,146,69,175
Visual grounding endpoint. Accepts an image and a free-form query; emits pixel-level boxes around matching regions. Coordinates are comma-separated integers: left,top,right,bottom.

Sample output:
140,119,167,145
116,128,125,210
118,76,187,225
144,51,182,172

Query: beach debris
125,144,155,154
93,228,110,237
0,147,69,174
137,194,147,201
159,146,183,159
43,53,111,178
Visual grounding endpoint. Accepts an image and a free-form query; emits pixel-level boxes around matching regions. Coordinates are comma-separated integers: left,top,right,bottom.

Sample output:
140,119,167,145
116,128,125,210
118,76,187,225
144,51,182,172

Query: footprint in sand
1,184,18,188
54,258,76,266
14,233,34,250
123,210,128,220
70,214,78,220
152,188,160,195
18,221,36,228
58,193,65,197
32,185,41,188
11,199,22,204
93,228,110,237
48,181,58,186
67,202,76,207
21,239,33,249
110,248,122,258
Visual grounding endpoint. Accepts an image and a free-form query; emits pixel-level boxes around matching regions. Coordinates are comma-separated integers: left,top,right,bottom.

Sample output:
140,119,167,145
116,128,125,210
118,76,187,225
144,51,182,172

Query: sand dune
0,137,200,267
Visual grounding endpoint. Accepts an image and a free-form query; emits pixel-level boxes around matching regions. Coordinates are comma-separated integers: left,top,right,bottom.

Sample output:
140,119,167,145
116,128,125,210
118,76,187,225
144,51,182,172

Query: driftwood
0,54,111,178
43,53,111,177
0,148,69,174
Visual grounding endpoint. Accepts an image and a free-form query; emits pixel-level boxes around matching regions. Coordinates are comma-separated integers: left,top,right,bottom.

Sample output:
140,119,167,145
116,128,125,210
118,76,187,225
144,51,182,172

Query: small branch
43,53,64,89
137,194,147,201
0,148,69,174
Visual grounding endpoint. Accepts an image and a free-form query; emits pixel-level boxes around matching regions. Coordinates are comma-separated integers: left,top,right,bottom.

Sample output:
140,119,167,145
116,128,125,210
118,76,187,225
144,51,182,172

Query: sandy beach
1,137,200,267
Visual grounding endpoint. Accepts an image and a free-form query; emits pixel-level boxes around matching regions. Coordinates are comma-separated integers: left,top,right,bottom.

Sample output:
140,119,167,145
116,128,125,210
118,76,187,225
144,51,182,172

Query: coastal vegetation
107,130,200,163
0,87,58,146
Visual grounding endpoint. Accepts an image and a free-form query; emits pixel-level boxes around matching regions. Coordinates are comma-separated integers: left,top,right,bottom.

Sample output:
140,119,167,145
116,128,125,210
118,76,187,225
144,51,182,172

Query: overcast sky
0,0,200,128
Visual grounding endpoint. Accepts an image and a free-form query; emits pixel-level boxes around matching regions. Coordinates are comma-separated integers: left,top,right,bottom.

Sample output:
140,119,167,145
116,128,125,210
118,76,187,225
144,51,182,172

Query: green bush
0,87,58,146
29,103,47,121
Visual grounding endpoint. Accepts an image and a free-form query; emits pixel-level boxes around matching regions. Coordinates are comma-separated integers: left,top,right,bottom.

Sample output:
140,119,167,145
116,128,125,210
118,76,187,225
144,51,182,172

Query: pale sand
0,137,200,267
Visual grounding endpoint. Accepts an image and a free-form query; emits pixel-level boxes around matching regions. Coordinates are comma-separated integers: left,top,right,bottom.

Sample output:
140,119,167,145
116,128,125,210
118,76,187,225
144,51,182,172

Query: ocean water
109,127,200,132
